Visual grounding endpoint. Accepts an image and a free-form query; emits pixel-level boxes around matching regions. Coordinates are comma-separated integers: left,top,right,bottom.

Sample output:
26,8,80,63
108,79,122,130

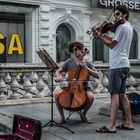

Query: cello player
54,41,99,124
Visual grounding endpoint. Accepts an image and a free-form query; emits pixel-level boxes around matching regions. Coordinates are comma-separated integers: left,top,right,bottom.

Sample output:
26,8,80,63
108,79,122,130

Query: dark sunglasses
73,47,79,52
114,12,121,17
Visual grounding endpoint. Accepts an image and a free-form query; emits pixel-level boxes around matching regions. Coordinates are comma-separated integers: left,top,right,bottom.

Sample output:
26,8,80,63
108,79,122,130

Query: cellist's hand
79,61,87,68
55,68,63,82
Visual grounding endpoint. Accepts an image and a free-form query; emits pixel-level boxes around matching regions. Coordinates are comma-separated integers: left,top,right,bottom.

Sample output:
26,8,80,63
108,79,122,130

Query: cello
58,48,89,111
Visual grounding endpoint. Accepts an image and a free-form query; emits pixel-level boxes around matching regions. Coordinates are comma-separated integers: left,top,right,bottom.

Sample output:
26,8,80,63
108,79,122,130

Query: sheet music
37,49,59,70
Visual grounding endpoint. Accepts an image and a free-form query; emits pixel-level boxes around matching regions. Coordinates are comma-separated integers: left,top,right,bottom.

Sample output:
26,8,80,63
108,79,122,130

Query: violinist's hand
54,75,62,82
92,28,101,38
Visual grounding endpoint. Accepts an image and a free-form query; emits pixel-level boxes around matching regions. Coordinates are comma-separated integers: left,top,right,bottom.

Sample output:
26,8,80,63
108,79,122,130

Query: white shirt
111,21,133,69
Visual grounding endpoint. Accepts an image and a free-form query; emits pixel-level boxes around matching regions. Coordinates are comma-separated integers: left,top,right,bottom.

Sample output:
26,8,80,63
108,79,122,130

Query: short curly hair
114,5,129,20
69,41,84,53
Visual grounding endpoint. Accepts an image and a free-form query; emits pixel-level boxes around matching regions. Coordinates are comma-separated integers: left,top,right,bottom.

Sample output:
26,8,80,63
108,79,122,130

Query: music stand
36,49,74,133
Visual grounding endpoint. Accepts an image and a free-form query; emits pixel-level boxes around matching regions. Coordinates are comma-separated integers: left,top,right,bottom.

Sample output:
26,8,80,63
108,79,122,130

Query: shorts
83,81,92,91
108,67,130,94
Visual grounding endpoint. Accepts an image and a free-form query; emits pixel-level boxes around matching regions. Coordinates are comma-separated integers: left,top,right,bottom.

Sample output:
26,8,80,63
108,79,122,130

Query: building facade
0,0,139,64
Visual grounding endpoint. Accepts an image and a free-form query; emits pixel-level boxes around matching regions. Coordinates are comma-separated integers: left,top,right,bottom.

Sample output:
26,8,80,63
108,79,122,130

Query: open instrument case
127,92,140,114
0,114,42,140
120,92,140,116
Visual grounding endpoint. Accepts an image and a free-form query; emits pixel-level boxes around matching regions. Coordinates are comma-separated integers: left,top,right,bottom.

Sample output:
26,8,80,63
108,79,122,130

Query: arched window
129,30,138,59
56,23,75,63
92,29,138,62
92,38,109,63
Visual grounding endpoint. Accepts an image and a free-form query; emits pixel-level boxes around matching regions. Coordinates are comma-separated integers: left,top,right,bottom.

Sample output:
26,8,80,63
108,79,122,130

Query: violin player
54,41,99,124
91,5,134,133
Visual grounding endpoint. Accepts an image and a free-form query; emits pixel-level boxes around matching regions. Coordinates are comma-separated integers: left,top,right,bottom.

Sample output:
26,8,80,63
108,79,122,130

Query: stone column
101,71,108,93
127,75,136,92
42,71,51,96
90,77,100,94
4,72,12,96
23,72,32,99
136,78,140,91
30,72,38,94
10,72,20,99
36,71,45,98
0,72,7,100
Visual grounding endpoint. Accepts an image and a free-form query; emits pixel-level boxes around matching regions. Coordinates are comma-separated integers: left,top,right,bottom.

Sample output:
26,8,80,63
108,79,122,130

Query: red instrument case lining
0,114,42,140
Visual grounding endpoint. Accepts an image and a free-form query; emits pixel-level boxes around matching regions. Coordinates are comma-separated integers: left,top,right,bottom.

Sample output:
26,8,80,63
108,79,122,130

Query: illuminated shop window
0,12,25,63
0,2,39,63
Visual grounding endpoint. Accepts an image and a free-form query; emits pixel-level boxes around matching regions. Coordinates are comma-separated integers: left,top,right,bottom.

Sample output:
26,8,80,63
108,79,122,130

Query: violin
58,48,89,111
87,18,125,36
87,3,125,36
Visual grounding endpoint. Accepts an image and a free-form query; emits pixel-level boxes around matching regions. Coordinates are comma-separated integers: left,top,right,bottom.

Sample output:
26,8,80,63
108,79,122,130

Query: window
92,38,109,63
56,23,75,62
129,30,138,59
0,12,25,63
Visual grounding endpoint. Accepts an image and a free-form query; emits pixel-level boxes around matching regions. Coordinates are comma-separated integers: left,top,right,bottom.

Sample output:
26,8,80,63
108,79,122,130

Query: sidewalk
0,95,139,140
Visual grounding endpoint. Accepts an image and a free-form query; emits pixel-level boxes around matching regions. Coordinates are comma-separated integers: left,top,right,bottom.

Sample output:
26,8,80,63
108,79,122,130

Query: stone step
0,113,13,133
0,97,52,106
99,103,140,123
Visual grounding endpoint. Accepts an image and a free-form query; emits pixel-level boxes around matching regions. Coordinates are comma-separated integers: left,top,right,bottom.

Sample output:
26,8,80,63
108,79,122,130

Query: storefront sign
0,33,23,55
91,0,140,11
99,0,140,10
